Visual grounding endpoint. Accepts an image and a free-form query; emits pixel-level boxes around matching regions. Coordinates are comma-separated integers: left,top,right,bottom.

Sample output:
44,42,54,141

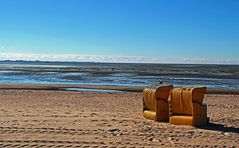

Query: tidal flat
0,61,239,88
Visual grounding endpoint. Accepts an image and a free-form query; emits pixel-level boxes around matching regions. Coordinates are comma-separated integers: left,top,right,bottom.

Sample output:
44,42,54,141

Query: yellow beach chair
169,86,208,126
143,84,173,122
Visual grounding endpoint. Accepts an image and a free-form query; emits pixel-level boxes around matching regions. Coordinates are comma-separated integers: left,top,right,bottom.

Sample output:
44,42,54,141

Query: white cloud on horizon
0,52,238,64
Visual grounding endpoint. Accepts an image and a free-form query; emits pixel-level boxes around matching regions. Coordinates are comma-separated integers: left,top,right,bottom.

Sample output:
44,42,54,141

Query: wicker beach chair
143,84,173,122
169,86,208,126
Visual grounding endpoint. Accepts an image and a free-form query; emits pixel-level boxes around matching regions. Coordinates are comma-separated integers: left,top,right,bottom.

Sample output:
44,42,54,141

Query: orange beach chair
143,84,173,122
169,86,208,126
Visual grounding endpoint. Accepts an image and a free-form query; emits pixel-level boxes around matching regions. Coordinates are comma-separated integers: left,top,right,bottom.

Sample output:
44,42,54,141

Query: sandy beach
0,85,238,147
1,0,239,147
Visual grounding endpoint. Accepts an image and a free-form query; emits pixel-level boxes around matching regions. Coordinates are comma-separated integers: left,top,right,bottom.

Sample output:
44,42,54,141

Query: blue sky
0,0,239,63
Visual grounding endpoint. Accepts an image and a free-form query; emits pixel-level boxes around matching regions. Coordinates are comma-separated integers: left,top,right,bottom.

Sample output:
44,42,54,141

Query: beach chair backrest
170,86,206,116
143,88,156,111
143,84,173,112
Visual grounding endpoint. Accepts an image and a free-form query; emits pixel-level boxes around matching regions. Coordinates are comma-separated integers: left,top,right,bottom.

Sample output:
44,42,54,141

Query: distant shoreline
0,60,239,66
0,83,238,94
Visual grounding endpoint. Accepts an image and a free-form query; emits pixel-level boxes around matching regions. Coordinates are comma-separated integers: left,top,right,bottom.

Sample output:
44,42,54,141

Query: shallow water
0,61,239,88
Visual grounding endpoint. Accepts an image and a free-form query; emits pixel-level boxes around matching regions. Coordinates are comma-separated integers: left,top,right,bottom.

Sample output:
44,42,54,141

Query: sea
0,61,239,89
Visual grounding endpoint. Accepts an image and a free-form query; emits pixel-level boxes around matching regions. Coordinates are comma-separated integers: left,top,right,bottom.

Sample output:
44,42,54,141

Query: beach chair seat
143,84,173,122
169,86,208,126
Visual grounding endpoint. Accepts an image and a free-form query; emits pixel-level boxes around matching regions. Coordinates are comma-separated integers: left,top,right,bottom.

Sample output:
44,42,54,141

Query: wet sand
0,83,239,94
0,85,238,147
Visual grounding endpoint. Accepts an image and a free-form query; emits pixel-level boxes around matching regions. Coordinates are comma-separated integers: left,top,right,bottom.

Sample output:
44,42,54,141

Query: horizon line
1,60,239,66
0,52,238,65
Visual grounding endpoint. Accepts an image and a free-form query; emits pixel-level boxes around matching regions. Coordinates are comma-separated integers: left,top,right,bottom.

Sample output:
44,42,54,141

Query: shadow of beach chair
143,84,173,122
169,86,208,126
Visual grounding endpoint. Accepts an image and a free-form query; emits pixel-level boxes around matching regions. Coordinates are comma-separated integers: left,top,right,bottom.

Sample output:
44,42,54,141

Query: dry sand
0,88,238,147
